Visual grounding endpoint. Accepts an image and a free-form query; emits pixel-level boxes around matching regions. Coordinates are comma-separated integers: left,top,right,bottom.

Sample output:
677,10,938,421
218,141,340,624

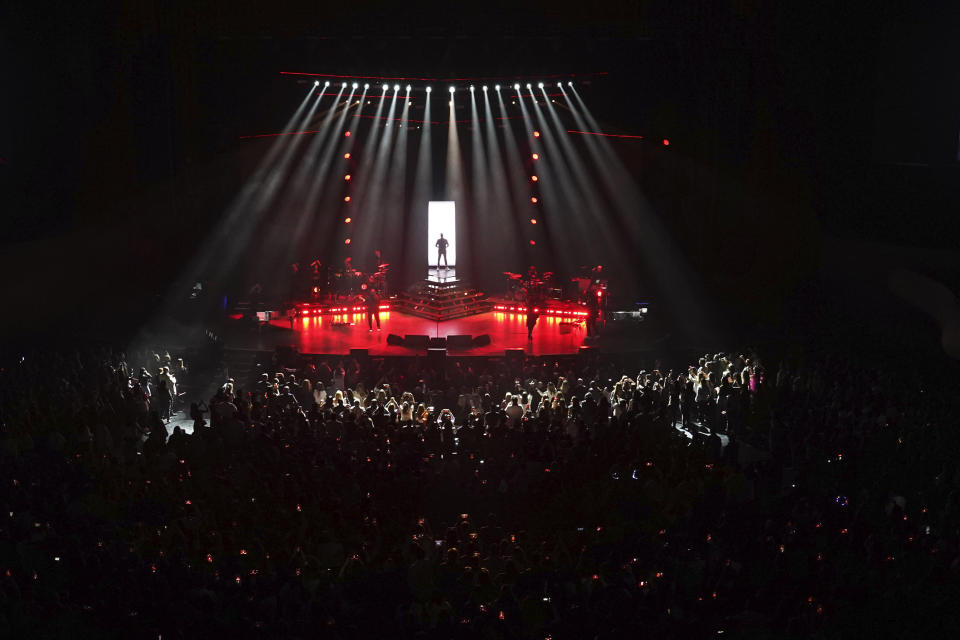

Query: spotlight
344,238,351,245
364,83,369,89
530,197,538,204
529,240,536,246
526,83,531,89
532,153,539,160
352,82,358,89
344,131,351,137
568,81,573,86
538,82,544,88
382,83,388,91
470,85,475,91
663,139,670,146
514,83,520,90
344,174,351,181
342,82,347,87
495,84,500,91
344,196,351,202
426,86,432,93
325,81,330,86
531,175,538,182
406,85,411,92
483,85,488,91
533,131,540,137
344,217,352,223
314,80,319,86
393,84,399,91
449,86,455,93
530,218,538,225
557,82,562,87
344,153,351,159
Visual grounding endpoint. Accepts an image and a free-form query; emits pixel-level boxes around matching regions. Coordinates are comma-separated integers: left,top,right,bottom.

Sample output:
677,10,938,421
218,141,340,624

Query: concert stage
223,306,663,357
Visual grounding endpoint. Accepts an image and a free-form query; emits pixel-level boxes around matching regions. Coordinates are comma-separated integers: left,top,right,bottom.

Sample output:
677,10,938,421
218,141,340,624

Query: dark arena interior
3,2,960,638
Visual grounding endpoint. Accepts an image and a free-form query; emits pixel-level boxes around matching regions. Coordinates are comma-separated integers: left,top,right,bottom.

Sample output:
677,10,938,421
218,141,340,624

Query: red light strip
282,71,609,82
566,130,645,140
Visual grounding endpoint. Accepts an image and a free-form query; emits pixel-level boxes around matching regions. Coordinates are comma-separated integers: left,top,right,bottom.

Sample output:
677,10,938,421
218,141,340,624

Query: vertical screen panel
427,201,456,267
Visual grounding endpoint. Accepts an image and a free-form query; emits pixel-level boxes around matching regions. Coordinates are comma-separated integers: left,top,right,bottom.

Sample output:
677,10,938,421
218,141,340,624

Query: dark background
2,0,958,334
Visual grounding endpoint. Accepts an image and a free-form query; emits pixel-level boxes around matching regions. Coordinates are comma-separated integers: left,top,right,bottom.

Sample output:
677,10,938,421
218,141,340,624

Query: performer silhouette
435,234,449,269
364,284,381,332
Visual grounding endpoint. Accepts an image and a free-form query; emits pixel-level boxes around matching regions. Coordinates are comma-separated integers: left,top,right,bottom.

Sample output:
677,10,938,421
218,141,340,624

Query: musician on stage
435,233,449,269
525,266,542,340
364,282,381,332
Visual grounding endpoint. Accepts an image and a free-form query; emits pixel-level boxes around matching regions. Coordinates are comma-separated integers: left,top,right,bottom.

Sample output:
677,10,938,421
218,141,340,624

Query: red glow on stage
531,175,538,182
566,130,644,140
662,139,670,146
344,152,351,159
344,217,352,223
533,131,541,137
344,238,351,245
530,218,537,224
532,153,539,160
344,174,351,181
344,196,351,202
530,197,538,203
597,290,603,298
344,131,351,137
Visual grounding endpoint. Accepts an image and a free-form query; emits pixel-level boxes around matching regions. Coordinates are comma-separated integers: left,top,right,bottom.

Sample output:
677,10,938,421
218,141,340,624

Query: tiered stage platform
392,268,491,321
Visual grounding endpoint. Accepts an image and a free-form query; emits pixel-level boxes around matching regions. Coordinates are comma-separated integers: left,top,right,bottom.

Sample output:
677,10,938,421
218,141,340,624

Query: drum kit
316,263,390,300
502,265,607,303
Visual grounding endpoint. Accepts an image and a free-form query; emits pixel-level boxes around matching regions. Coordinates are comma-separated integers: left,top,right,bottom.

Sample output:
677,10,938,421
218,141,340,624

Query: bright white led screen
427,201,456,267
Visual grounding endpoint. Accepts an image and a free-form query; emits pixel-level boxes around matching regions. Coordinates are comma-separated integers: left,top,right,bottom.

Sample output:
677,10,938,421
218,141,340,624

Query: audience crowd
2,340,959,639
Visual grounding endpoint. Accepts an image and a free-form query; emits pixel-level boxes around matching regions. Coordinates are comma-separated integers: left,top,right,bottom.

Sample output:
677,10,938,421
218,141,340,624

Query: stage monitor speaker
505,348,525,361
404,334,430,349
429,337,447,348
427,348,447,369
386,333,404,346
471,334,491,347
349,348,370,366
447,334,473,349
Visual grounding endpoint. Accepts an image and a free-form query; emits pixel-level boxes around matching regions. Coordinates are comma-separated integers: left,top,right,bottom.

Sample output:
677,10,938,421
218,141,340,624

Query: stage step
393,278,491,321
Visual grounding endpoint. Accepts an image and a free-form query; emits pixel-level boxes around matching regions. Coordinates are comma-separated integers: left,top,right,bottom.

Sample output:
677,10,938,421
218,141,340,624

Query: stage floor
266,309,584,355
223,308,664,356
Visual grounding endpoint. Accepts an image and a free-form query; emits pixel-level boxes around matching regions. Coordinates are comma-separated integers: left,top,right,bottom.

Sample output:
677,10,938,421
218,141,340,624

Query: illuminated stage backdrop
427,200,456,268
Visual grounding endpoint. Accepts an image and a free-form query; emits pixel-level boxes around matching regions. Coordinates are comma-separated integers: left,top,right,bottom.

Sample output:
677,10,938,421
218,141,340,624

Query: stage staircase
393,276,491,321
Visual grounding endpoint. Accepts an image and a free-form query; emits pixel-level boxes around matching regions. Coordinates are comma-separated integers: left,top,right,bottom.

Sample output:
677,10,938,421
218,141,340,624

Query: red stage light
530,218,537,224
344,174,351,181
662,139,669,146
344,217,352,223
344,131,351,137
533,131,540,137
344,152,351,159
344,238,351,245
530,196,538,203
529,240,536,245
532,153,539,160
531,175,538,182
344,196,351,202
